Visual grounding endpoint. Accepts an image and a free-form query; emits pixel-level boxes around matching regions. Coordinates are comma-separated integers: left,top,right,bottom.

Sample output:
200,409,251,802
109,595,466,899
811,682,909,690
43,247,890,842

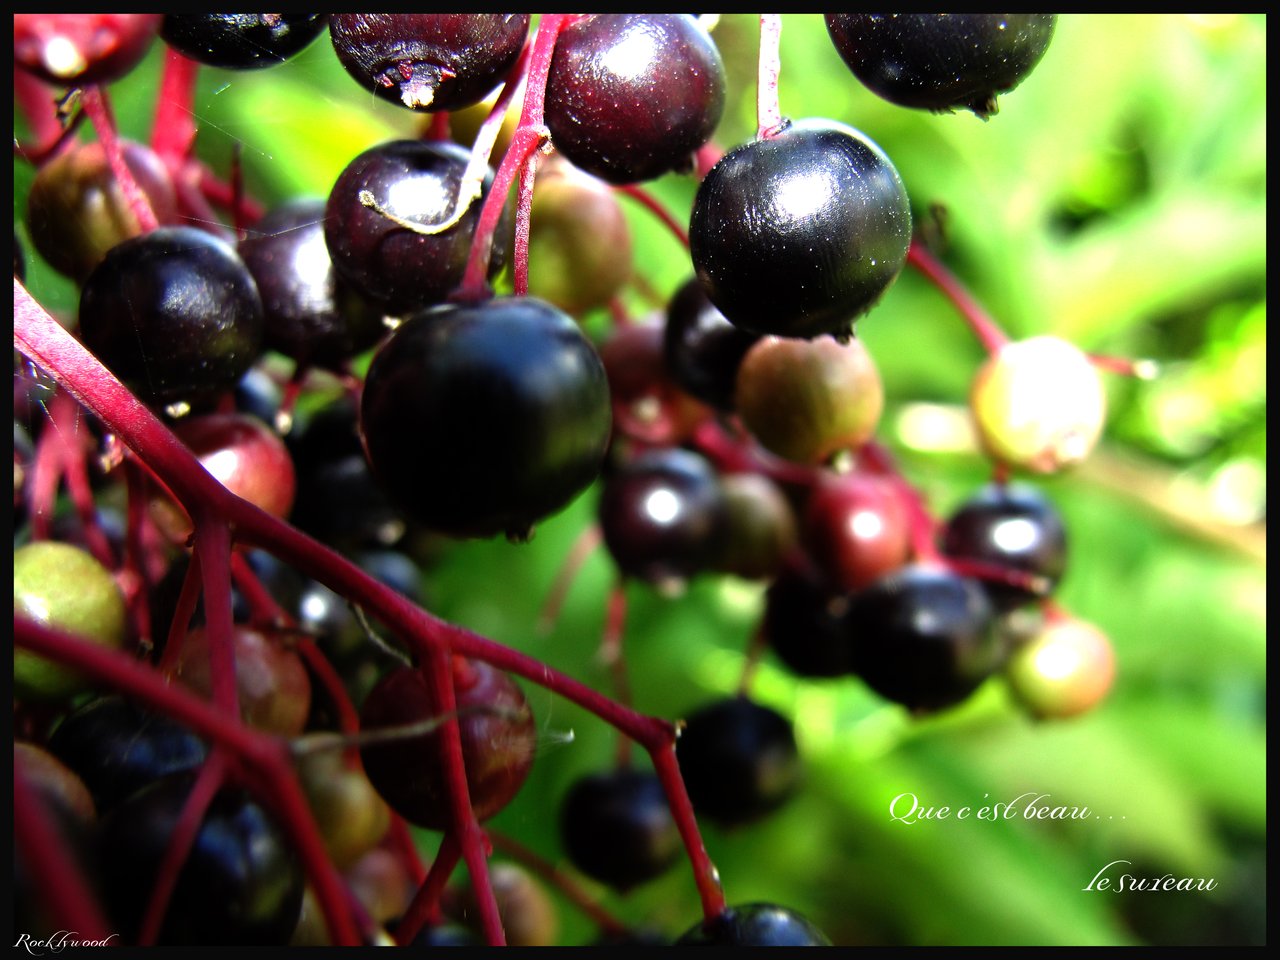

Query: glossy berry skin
664,276,760,412
941,482,1067,612
360,296,611,540
161,14,328,69
560,769,682,891
47,695,208,814
690,119,911,340
849,565,1003,713
238,199,386,369
330,14,529,111
26,139,178,282
802,471,910,592
152,412,296,541
675,696,800,827
359,659,537,831
97,772,303,945
598,447,730,589
14,14,161,86
78,226,264,410
545,14,726,184
324,139,505,313
676,903,833,946
13,541,127,701
826,14,1056,118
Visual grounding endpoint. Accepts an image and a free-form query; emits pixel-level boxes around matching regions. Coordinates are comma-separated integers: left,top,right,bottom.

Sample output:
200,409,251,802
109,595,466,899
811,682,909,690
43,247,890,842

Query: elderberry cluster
14,13,1127,948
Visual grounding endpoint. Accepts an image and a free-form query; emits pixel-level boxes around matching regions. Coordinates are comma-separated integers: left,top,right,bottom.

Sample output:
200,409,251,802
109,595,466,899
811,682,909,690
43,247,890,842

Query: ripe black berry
359,296,611,541
762,565,856,679
46,695,208,814
598,447,730,589
77,226,264,410
690,119,911,339
941,482,1067,611
664,276,760,412
324,139,506,313
329,14,530,112
675,696,800,827
676,903,832,946
826,14,1056,118
238,198,386,370
560,768,682,891
545,14,726,184
849,565,1004,712
97,772,303,945
161,14,328,70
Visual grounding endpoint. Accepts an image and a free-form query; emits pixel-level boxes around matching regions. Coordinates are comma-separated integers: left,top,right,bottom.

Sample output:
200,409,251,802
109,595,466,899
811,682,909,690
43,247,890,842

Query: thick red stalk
80,86,159,233
650,745,727,921
152,47,200,165
393,832,461,946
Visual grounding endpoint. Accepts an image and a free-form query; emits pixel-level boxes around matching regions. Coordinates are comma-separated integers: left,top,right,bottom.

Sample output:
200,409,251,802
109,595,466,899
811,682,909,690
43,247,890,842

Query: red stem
137,749,230,945
906,240,1009,354
488,830,632,936
615,184,690,247
650,745,726,920
859,441,940,561
13,66,65,154
458,14,569,297
756,15,785,138
393,832,462,945
14,616,361,946
80,86,159,233
152,47,200,165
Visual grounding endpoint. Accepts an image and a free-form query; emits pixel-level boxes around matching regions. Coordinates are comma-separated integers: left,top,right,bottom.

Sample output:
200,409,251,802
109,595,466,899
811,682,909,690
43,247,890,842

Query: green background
14,14,1266,947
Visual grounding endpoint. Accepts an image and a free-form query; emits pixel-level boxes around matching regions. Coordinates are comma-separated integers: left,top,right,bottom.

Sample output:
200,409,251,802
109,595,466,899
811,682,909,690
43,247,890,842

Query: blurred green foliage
13,13,1265,947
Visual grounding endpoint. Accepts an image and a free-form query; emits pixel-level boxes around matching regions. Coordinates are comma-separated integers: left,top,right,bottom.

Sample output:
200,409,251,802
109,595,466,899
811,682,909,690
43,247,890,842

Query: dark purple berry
762,564,857,679
690,118,911,339
329,14,529,112
560,768,682,891
77,226,264,410
238,198,387,369
161,14,328,70
676,903,832,946
598,447,730,589
826,14,1056,118
848,564,1004,712
941,482,1067,612
324,139,507,313
675,696,800,827
97,772,303,945
545,14,726,184
664,276,760,412
359,296,611,541
46,695,207,814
